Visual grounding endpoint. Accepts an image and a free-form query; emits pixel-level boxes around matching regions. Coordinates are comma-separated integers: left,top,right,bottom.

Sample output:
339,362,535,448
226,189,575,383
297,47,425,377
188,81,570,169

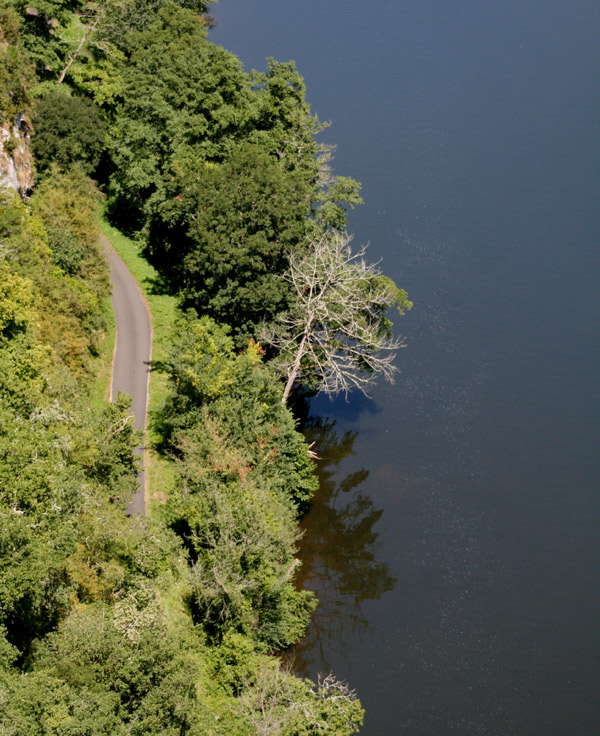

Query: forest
0,0,410,732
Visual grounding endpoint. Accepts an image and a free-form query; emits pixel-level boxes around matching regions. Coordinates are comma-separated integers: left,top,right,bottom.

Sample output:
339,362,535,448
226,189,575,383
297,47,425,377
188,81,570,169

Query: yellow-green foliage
0,173,109,375
0,179,143,666
0,265,35,339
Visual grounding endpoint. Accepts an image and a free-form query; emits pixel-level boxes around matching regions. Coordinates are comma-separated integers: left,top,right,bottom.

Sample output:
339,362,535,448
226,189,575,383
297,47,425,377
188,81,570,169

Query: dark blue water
210,2,600,734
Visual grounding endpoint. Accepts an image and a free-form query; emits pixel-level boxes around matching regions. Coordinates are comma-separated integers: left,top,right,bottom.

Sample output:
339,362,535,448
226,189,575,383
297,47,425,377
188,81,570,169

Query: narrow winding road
103,235,152,516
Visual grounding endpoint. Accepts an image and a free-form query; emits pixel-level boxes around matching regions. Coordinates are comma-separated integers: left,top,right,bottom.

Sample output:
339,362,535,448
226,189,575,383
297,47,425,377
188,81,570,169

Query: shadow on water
308,390,382,424
290,413,396,678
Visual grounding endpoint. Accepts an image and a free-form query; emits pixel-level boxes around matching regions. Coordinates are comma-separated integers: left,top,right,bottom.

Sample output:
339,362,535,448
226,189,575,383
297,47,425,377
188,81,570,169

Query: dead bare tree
263,231,412,404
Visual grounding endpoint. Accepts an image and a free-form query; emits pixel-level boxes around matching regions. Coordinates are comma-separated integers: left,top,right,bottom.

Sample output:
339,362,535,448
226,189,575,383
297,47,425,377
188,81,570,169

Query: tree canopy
146,143,314,342
31,91,106,176
0,0,416,729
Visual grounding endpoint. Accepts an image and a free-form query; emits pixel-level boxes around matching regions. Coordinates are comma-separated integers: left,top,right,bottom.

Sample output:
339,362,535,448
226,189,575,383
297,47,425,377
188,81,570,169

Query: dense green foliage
0,7,35,121
162,314,318,646
147,143,313,342
107,4,250,223
0,181,362,734
1,0,378,355
31,91,106,175
0,0,416,729
0,187,130,651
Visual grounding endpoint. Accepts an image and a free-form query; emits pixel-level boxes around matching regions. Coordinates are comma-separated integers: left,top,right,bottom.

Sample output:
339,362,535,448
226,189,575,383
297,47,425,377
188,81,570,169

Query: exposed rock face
0,117,34,196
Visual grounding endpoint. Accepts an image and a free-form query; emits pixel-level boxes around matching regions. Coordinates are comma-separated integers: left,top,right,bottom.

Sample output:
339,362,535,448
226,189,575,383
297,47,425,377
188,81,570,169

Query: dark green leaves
31,92,106,176
147,143,313,343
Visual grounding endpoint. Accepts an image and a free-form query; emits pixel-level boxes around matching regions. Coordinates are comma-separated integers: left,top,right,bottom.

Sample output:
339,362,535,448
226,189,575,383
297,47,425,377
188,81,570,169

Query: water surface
210,2,600,733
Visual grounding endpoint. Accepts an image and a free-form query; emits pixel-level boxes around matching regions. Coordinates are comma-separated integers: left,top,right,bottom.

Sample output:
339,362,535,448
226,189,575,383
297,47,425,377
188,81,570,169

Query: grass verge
88,292,116,413
98,216,179,513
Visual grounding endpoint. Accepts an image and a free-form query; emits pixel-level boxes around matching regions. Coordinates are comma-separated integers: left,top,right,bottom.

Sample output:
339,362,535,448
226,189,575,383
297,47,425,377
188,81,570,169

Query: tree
264,231,412,403
10,0,214,91
107,2,251,229
163,313,318,508
31,92,106,176
147,144,313,343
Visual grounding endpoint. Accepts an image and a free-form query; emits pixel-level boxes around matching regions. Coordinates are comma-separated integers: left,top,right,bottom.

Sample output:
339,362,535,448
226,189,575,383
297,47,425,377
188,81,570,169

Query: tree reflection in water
290,415,396,677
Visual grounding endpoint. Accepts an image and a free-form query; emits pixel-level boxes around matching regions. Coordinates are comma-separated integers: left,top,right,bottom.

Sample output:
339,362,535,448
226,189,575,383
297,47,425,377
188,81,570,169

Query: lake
210,2,600,733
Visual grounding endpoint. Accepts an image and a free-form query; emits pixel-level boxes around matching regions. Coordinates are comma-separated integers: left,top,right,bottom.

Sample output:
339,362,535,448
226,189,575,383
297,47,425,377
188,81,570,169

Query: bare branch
102,413,134,444
57,18,99,85
262,231,411,403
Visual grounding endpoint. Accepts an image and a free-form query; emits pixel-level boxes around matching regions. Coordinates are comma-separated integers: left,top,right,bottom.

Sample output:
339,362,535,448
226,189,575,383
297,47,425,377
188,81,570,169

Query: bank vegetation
0,1,411,732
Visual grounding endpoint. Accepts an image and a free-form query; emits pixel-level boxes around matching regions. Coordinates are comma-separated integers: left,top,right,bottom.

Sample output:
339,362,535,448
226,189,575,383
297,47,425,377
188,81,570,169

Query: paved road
103,235,152,515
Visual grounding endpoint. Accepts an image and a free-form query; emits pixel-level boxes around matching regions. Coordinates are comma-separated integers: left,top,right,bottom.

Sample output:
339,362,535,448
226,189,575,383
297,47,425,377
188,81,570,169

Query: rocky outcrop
0,115,34,196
